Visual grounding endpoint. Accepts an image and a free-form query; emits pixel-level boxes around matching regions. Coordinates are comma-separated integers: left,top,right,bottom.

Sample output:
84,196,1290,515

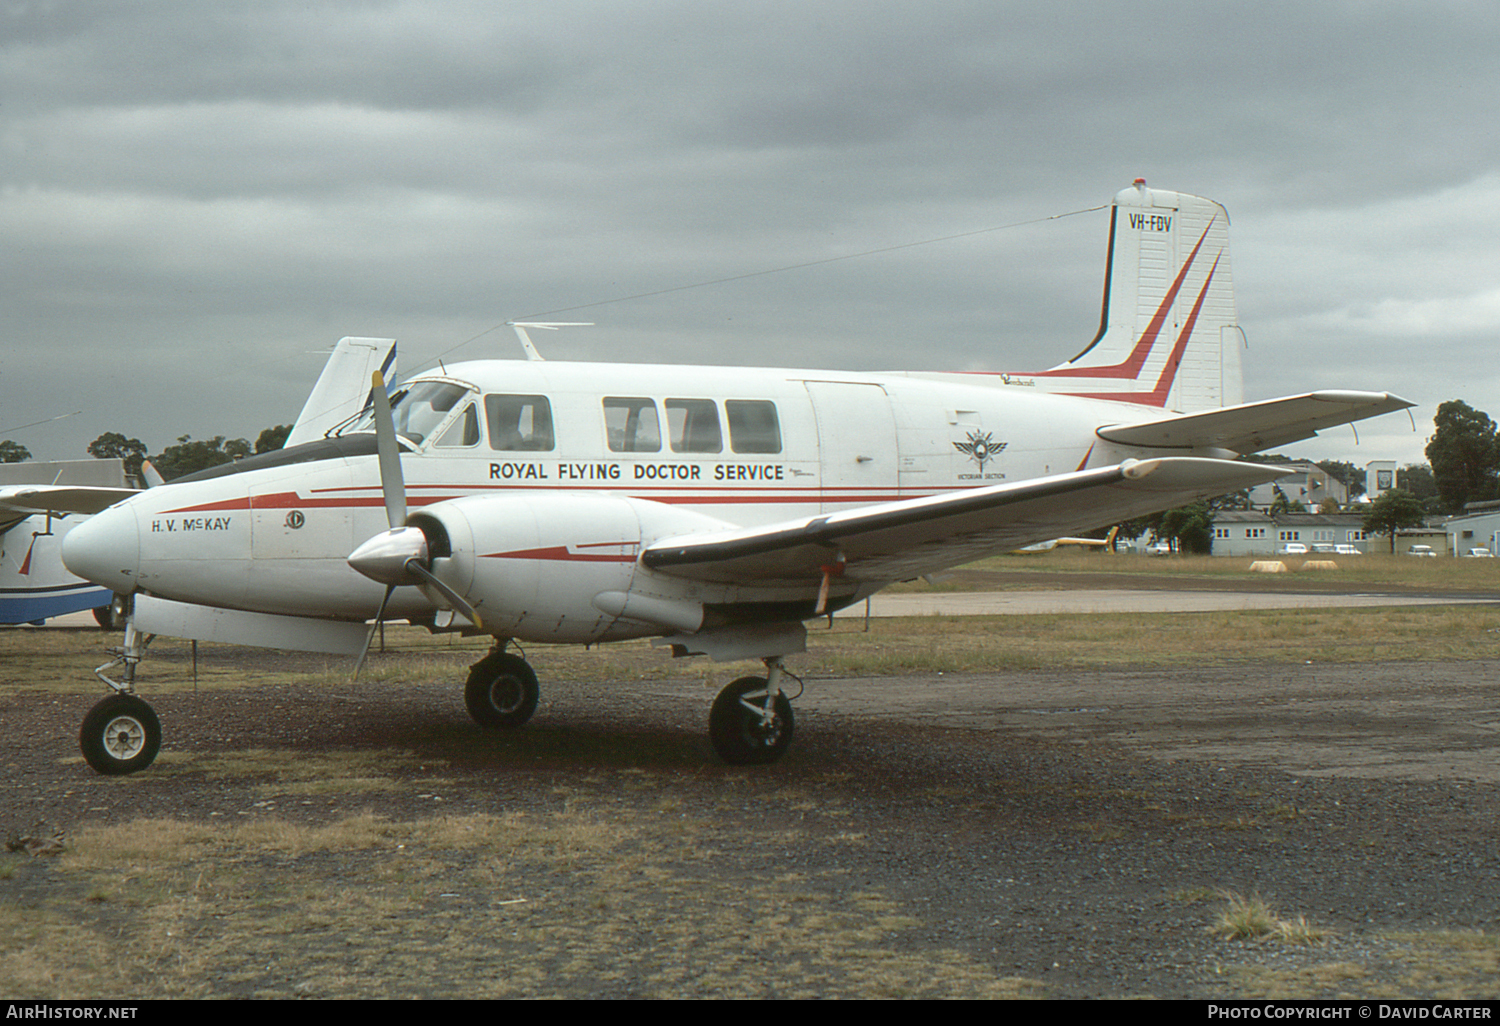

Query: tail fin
1030,180,1242,412
284,337,398,447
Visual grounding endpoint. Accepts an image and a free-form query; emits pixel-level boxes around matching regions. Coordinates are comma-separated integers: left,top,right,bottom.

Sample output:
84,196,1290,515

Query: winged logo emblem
953,430,1006,472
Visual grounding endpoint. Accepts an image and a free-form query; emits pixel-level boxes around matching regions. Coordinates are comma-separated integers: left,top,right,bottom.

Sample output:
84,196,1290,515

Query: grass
1213,929,1500,1000
1210,892,1328,945
890,548,1500,591
6,602,1500,704
0,806,1047,1000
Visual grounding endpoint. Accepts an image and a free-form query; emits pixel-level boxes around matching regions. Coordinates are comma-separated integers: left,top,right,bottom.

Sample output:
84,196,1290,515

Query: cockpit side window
603,397,661,453
726,400,781,454
666,399,722,453
486,394,555,451
434,402,480,447
345,380,473,445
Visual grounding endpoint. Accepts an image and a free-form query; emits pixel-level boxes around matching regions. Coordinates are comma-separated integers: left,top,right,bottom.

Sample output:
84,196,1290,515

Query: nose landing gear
79,693,161,775
80,610,162,775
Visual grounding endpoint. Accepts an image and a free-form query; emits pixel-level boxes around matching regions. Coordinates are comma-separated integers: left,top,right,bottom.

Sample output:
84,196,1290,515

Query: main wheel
79,694,161,775
464,652,539,729
710,676,795,765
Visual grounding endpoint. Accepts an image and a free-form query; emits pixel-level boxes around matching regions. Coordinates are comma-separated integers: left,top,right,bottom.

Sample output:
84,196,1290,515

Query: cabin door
803,381,898,512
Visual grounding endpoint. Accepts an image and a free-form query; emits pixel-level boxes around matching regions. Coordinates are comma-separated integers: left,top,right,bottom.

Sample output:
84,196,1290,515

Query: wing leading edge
642,457,1291,586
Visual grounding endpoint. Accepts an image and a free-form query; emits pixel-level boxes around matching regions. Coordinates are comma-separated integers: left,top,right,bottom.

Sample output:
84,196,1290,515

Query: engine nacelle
408,492,735,644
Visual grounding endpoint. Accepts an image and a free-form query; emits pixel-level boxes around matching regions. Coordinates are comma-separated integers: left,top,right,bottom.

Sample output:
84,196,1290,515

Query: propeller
348,372,482,674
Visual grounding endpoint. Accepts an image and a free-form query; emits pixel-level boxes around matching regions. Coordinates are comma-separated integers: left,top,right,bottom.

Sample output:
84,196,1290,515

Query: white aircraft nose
61,502,142,593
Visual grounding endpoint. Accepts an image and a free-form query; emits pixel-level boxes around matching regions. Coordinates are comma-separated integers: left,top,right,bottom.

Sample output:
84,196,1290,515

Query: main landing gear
462,646,800,765
80,615,163,775
709,657,796,765
464,647,540,729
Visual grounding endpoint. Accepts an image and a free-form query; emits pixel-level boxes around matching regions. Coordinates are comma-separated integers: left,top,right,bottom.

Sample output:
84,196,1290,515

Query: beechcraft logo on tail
953,430,1006,472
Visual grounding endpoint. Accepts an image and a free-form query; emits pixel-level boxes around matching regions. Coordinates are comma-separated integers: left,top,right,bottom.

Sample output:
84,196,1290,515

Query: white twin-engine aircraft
48,180,1410,774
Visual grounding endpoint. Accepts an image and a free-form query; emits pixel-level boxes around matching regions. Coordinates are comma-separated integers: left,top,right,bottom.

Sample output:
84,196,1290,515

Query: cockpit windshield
344,380,474,445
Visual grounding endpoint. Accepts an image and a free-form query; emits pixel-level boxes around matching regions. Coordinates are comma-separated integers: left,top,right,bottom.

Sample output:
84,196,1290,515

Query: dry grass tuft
1211,891,1328,944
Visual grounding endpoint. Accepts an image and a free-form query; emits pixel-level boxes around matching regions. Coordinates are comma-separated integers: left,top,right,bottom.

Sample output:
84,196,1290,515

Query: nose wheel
79,693,161,775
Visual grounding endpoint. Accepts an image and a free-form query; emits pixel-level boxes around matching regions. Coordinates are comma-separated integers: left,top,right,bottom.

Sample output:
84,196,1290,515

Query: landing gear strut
464,646,540,729
80,610,162,775
709,657,795,765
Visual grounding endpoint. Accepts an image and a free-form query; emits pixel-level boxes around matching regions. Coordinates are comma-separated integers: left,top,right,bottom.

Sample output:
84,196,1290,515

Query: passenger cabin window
434,402,480,447
603,397,661,452
486,394,555,451
726,400,781,454
666,399,722,453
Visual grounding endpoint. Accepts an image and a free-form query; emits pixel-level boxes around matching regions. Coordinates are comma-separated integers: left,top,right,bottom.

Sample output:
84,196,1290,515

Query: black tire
79,694,161,775
91,594,128,631
709,676,794,765
464,651,539,729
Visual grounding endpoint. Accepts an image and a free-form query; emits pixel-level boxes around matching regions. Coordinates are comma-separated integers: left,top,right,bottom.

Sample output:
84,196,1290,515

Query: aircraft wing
1096,391,1415,454
0,485,139,517
641,457,1289,586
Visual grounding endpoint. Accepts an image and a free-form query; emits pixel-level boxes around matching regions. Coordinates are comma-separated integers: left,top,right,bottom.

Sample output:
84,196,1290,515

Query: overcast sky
6,0,1498,470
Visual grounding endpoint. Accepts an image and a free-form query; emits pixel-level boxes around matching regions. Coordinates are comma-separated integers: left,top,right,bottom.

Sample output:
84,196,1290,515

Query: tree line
0,426,293,481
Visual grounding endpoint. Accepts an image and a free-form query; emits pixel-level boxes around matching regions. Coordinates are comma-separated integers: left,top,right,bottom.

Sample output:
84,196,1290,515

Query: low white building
1445,501,1500,556
1208,511,1372,556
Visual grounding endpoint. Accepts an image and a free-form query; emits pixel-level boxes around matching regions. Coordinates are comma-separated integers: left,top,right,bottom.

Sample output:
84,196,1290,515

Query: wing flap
1096,390,1415,453
642,458,1290,586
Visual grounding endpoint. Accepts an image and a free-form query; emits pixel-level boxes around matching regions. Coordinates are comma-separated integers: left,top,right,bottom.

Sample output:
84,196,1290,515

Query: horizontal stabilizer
1096,391,1415,454
643,458,1290,586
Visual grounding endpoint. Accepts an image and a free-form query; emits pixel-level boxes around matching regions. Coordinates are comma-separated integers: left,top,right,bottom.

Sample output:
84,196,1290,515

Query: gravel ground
6,631,1500,999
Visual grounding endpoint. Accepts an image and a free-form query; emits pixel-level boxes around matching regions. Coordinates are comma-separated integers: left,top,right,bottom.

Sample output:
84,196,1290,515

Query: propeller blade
369,370,407,529
405,558,483,630
353,582,398,680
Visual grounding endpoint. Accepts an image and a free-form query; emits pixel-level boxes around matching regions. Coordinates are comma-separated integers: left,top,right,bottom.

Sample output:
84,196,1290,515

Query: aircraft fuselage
64,359,1204,642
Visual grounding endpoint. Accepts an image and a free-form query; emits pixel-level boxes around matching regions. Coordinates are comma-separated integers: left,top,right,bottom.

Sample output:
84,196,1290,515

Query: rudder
1033,180,1242,412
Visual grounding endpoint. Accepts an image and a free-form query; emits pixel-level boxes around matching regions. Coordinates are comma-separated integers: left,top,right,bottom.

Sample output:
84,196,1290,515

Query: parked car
1334,544,1363,556
1464,548,1494,558
1277,543,1308,555
1406,545,1437,557
1310,543,1336,554
1144,541,1173,556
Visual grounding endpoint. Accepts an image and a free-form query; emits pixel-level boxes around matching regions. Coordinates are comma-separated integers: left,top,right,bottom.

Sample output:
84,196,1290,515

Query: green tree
255,424,292,454
150,435,252,481
0,440,31,463
1157,502,1215,554
1316,460,1365,500
1268,487,1308,515
1398,463,1436,500
88,432,149,480
1361,488,1426,553
1117,491,1242,553
1426,400,1499,512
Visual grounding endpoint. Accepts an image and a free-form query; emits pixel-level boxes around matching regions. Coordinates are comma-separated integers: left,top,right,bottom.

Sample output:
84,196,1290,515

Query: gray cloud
4,0,1498,468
